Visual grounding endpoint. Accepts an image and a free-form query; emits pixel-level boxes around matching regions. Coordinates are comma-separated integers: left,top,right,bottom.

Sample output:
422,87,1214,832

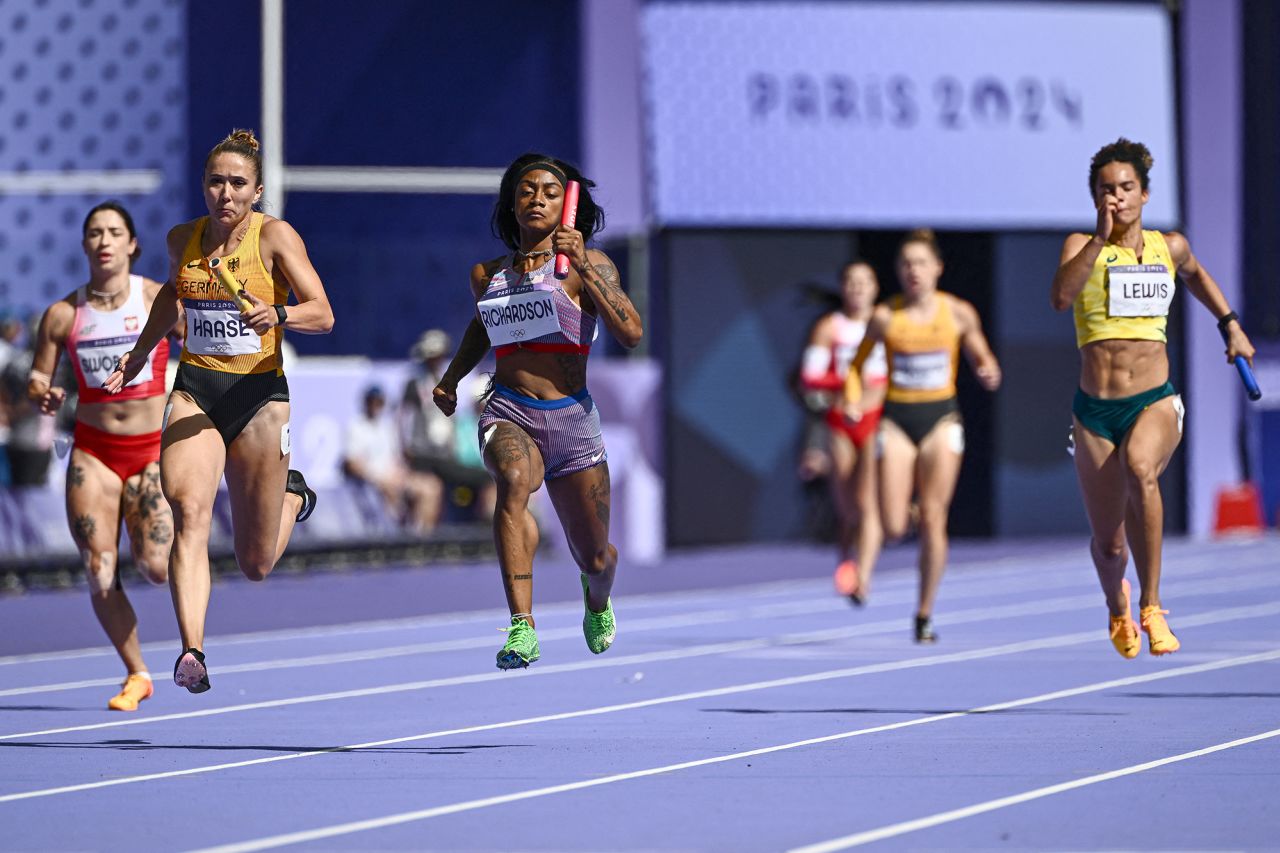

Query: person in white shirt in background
343,384,440,532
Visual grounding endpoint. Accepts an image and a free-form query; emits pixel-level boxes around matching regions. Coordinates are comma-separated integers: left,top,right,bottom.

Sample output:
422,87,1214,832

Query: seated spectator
342,385,441,533
2,317,56,487
400,329,494,520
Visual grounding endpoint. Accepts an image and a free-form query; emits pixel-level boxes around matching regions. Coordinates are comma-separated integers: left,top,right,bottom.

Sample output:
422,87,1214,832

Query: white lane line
4,610,1278,805
7,564,1276,700
5,593,1278,741
0,552,1066,668
2,537,1249,667
788,728,1280,852
178,651,1280,853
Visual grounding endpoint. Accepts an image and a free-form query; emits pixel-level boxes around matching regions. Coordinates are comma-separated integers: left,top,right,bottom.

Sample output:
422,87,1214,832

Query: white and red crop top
801,312,887,392
477,255,598,358
67,276,170,404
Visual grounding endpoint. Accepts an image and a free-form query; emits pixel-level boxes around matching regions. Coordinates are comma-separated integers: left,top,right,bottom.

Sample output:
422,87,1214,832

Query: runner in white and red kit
799,261,887,604
28,201,184,710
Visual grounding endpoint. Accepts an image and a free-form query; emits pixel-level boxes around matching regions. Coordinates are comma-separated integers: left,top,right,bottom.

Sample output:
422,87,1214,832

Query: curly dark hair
491,153,604,251
1088,138,1154,197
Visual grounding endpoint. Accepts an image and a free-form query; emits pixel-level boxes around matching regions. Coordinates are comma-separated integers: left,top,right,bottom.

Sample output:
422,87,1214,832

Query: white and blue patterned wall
0,0,186,319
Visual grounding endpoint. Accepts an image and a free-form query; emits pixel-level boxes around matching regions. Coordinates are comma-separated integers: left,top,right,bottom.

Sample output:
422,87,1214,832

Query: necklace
89,284,124,301
515,247,554,261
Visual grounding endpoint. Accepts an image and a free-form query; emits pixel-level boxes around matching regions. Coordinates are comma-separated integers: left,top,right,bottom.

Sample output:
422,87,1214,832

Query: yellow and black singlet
175,212,288,375
882,292,961,404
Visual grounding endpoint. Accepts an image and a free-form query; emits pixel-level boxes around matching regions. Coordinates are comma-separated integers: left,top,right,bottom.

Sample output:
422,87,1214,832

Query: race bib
477,284,562,347
78,335,153,388
1107,264,1174,318
185,299,262,356
891,350,951,391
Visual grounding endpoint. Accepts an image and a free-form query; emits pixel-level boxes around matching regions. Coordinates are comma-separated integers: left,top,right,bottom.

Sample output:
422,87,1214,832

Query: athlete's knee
881,514,910,541
81,549,118,597
167,494,214,533
577,543,617,577
237,559,274,582
133,547,169,585
234,540,276,581
1091,536,1126,563
917,502,949,532
493,465,536,503
1124,457,1161,493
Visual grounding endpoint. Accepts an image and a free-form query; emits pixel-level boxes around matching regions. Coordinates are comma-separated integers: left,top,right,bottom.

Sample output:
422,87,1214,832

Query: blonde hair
205,128,263,185
900,228,942,262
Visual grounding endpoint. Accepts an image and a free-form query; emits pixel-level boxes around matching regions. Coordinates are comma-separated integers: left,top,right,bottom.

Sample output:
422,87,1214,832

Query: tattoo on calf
513,573,533,581
148,521,172,546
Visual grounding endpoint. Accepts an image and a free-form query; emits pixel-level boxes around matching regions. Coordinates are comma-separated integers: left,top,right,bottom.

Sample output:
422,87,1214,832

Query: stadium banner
641,1,1179,229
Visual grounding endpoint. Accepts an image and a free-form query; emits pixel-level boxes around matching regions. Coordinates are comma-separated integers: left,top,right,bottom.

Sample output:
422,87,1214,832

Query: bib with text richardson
477,284,563,347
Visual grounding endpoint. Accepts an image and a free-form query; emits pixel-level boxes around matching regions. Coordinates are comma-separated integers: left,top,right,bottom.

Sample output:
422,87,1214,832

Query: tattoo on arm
66,463,85,489
586,263,630,324
513,573,533,581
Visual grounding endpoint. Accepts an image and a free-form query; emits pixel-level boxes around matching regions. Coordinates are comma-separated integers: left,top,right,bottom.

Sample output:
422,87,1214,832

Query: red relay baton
555,180,581,280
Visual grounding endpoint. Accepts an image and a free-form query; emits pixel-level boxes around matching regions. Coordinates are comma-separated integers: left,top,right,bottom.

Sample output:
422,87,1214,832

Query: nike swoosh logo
589,450,605,464
184,260,203,269
1106,253,1118,263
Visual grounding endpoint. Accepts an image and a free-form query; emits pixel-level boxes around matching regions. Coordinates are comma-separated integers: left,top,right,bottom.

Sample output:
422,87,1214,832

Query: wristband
273,304,287,327
1216,311,1238,331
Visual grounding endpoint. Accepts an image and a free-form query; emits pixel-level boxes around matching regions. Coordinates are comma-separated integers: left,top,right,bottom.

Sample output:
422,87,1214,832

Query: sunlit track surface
0,536,1276,852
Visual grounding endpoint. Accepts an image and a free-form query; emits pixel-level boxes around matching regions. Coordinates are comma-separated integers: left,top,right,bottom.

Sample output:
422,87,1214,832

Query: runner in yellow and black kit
106,129,335,694
846,229,1001,643
1051,138,1255,659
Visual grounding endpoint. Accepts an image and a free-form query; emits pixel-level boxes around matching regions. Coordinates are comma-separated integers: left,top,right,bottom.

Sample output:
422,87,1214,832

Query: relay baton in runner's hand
555,180,581,280
1219,321,1263,401
209,256,252,312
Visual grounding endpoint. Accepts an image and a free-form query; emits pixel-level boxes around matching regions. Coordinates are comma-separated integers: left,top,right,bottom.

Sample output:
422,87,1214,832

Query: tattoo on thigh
588,469,610,529
491,429,532,468
72,514,97,544
66,463,85,489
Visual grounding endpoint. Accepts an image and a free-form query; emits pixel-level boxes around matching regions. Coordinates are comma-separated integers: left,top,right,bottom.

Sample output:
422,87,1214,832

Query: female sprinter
1050,138,1255,658
28,201,182,710
798,261,887,604
106,129,334,692
433,153,643,669
846,229,1002,642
